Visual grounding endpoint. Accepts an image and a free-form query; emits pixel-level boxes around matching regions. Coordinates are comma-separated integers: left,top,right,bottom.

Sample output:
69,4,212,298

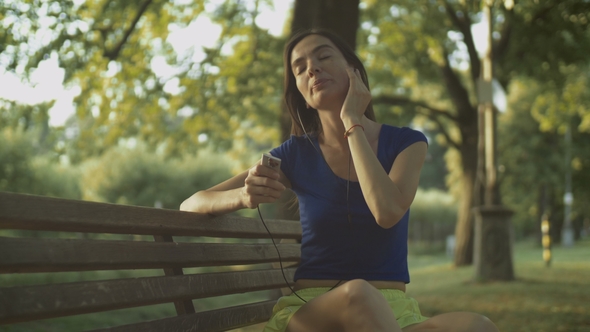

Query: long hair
283,29,376,137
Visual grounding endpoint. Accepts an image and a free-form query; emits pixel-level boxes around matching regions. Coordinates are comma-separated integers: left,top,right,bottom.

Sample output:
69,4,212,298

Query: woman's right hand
241,164,286,209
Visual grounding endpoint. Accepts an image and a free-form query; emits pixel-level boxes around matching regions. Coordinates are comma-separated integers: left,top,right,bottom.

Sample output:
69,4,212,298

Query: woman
181,29,499,332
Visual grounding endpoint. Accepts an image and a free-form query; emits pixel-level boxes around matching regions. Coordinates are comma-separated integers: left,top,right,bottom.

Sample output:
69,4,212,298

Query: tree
290,0,359,49
2,0,185,161
1,0,288,164
497,78,564,240
358,0,590,265
0,99,56,153
499,70,590,242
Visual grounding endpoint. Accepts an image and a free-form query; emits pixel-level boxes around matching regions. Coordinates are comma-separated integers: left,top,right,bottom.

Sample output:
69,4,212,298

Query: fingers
245,175,285,196
346,66,362,80
346,66,356,82
346,67,367,96
242,165,286,208
341,66,370,121
252,164,280,180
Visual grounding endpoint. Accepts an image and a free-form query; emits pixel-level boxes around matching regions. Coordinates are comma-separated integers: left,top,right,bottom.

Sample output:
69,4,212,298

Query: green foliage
0,127,81,199
499,75,590,238
0,99,65,155
411,188,458,226
358,1,590,245
359,1,455,125
530,64,590,133
499,0,590,86
170,1,285,161
80,144,233,208
498,79,563,237
1,0,284,163
409,188,457,254
418,128,449,190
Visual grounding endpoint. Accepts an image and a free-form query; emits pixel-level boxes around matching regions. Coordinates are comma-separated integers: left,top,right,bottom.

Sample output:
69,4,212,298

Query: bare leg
286,279,402,332
403,312,499,332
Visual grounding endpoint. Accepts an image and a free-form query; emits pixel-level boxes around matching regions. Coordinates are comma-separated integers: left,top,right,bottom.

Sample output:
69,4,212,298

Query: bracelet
344,124,364,138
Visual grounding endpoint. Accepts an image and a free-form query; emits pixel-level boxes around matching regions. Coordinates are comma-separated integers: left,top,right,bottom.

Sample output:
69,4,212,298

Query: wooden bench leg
153,235,196,315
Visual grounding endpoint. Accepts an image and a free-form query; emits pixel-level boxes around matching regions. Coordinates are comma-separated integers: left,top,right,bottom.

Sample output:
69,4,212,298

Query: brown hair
283,29,376,137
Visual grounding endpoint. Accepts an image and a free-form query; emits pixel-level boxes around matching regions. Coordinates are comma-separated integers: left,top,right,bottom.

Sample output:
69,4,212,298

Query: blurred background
1,0,589,331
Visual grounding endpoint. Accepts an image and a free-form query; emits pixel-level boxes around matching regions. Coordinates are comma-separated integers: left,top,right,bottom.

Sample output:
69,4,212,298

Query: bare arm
341,67,427,228
180,164,289,216
345,124,427,228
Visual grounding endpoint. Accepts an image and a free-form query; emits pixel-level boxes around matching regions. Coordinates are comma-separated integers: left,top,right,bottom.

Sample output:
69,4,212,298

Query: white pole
562,123,574,247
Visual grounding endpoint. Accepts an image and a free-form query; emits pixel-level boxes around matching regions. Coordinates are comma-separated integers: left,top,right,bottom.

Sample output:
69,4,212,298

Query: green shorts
263,287,429,332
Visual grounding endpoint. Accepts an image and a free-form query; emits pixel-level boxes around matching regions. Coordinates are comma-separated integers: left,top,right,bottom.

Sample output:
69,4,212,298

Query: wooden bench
0,191,301,331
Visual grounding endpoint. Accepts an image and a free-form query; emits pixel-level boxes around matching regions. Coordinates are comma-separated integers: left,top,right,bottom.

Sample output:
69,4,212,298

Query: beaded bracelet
344,124,364,138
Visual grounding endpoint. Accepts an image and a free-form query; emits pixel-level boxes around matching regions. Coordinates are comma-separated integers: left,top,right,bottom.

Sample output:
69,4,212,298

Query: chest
319,140,379,182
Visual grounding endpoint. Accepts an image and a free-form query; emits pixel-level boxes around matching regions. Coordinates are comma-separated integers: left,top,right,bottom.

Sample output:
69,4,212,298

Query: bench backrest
0,192,301,331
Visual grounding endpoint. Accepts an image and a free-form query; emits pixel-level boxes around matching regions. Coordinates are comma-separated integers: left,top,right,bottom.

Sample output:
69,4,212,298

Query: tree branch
104,0,153,61
425,111,461,150
440,50,475,121
372,94,460,149
372,95,458,122
443,0,481,83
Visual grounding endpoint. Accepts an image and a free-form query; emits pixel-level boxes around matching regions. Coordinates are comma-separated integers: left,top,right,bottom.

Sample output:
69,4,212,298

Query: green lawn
236,239,590,332
2,239,589,331
405,239,590,332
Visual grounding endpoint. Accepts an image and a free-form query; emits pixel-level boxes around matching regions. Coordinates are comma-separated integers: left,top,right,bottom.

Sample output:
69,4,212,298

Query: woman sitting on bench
181,29,499,332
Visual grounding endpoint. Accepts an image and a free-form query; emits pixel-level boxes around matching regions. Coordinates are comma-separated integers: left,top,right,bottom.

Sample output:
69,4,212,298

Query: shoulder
381,124,427,144
379,124,428,159
271,135,309,154
269,134,314,164
269,135,314,182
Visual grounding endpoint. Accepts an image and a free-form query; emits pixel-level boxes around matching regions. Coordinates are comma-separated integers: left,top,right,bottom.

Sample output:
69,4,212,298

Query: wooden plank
0,269,295,325
0,237,301,273
0,192,301,239
89,301,277,332
153,235,195,315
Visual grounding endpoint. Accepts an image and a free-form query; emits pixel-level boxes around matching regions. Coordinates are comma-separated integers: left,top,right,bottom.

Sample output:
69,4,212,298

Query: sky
0,1,504,127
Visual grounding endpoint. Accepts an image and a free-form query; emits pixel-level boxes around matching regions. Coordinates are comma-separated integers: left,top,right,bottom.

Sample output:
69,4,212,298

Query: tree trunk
277,0,361,221
290,0,359,50
453,119,479,266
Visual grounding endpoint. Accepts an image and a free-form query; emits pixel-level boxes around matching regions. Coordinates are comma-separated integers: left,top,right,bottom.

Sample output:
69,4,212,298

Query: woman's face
290,34,350,111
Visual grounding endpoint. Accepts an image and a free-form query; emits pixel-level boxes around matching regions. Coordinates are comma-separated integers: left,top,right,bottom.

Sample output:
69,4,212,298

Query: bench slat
0,192,301,239
0,268,295,325
0,237,301,273
89,300,276,332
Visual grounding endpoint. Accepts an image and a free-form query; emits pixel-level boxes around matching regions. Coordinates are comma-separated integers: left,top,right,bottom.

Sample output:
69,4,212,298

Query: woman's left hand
340,66,371,124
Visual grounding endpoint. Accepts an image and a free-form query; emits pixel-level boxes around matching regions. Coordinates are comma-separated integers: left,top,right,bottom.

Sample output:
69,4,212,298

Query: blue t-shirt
270,124,427,283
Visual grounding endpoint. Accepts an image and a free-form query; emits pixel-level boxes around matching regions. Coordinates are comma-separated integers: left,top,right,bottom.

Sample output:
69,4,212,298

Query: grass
2,239,588,331
233,239,590,332
405,239,590,332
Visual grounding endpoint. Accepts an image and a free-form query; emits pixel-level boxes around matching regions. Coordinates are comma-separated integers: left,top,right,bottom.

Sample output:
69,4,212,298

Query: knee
466,313,499,332
338,279,395,329
340,279,384,307
426,312,499,332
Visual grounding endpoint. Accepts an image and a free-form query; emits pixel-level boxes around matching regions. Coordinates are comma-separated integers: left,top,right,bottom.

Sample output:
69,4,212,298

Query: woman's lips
312,78,330,90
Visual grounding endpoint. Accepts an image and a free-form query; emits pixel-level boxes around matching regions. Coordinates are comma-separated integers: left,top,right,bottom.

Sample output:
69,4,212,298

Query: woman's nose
307,65,321,76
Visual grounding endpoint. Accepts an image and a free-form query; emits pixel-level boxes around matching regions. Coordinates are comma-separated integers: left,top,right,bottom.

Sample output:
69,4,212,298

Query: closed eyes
294,55,332,75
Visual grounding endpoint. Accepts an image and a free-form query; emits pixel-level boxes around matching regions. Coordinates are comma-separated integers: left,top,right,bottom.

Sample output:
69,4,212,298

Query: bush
409,188,457,253
80,145,233,209
0,128,81,199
